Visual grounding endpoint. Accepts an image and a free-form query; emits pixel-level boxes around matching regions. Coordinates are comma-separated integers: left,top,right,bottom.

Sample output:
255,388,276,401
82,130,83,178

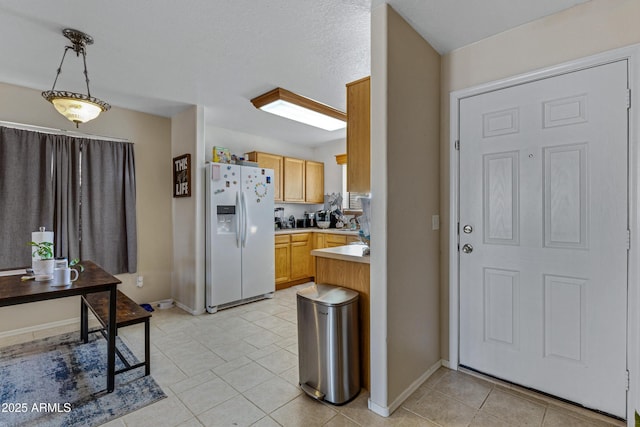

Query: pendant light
42,29,110,127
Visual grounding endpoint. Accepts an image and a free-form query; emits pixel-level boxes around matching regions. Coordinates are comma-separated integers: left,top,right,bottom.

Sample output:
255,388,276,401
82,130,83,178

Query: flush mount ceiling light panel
251,88,346,131
42,28,111,127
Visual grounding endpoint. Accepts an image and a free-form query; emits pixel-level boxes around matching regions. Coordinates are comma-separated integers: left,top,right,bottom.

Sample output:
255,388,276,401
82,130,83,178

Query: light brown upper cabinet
305,160,324,203
246,151,283,202
346,76,371,193
284,157,306,202
248,152,324,203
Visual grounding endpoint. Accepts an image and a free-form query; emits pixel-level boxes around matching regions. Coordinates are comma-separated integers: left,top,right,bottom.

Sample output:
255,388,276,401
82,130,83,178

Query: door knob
463,225,473,234
462,244,473,254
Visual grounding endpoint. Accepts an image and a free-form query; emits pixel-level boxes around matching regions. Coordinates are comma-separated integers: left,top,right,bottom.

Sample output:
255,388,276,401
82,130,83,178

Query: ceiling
0,0,589,146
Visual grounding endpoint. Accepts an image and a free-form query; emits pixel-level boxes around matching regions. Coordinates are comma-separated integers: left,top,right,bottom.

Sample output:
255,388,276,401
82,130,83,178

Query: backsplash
274,203,322,224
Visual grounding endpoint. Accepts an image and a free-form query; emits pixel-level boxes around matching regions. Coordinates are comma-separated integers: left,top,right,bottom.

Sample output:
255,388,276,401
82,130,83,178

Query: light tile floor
1,284,626,427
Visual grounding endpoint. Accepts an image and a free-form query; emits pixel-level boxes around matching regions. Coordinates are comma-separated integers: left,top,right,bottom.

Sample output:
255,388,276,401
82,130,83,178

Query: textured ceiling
0,0,588,146
373,0,590,55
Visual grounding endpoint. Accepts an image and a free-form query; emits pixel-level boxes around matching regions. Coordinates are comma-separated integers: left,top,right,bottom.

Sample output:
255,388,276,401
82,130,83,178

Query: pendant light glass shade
42,29,110,127
44,92,108,124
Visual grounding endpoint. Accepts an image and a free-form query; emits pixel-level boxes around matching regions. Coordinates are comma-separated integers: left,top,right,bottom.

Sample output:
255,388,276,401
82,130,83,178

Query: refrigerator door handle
235,191,241,248
241,190,248,248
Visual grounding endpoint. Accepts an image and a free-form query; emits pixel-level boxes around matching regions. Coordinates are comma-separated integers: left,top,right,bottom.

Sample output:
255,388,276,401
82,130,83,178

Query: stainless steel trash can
297,283,360,405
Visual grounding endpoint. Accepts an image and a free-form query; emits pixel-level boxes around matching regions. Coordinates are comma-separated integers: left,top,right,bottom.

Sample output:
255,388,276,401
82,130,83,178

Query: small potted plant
69,258,84,273
28,241,55,275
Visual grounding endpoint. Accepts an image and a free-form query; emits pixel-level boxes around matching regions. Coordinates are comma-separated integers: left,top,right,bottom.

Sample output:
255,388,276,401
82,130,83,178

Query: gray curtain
0,127,54,268
0,126,137,273
80,139,137,274
51,135,81,261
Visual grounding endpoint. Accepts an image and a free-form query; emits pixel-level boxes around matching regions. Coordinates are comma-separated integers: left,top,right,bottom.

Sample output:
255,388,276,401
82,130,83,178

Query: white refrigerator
205,163,275,313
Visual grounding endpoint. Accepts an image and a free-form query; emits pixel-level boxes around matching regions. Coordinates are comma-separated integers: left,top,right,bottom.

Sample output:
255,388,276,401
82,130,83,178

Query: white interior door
459,60,629,417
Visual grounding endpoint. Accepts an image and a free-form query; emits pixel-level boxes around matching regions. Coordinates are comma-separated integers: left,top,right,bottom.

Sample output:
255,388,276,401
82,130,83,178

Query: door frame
449,44,640,423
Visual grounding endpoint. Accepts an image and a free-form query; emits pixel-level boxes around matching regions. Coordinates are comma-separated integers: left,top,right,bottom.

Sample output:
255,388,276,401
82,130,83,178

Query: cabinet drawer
275,235,290,244
326,234,347,245
347,236,361,245
291,233,310,243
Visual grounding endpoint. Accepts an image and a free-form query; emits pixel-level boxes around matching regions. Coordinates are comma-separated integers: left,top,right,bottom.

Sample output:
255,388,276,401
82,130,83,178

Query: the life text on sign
173,153,191,198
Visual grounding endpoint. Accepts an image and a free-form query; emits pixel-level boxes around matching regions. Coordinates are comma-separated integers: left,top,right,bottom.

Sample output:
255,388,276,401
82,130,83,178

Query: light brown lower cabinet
275,233,313,290
276,232,361,289
325,233,361,247
275,235,291,286
290,233,313,280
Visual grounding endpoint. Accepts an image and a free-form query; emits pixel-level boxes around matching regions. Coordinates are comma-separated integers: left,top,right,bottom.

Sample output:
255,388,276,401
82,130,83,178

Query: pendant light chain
49,46,71,93
81,48,92,98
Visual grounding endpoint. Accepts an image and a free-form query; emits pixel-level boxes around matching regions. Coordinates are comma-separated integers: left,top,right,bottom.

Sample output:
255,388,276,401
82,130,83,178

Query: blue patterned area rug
0,332,166,427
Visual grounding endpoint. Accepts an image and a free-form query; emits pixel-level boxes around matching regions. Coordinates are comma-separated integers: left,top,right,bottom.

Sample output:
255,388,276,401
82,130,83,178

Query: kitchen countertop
311,244,370,264
275,227,359,236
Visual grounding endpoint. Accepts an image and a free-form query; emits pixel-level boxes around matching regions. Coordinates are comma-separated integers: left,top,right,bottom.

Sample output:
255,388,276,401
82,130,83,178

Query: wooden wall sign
173,154,191,197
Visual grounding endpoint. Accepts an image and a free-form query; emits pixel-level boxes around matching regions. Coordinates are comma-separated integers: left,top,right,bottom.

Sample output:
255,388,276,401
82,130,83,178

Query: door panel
459,60,628,417
241,166,275,299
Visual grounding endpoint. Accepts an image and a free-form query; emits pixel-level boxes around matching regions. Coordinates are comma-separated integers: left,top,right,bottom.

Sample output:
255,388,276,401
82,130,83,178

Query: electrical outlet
136,276,144,288
432,215,440,230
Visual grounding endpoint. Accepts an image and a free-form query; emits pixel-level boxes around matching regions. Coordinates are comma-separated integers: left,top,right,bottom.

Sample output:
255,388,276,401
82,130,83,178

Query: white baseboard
368,359,444,417
0,317,80,339
0,298,202,339
441,359,452,369
368,398,391,417
173,300,205,315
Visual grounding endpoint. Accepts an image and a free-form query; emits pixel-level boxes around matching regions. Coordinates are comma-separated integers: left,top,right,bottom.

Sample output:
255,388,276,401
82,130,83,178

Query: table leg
80,297,88,343
144,319,150,376
107,286,117,392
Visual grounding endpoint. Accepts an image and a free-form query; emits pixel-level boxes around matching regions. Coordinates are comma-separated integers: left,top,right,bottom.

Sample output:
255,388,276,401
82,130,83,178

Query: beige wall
439,0,640,359
0,82,173,333
370,4,441,411
312,139,346,196
172,106,206,314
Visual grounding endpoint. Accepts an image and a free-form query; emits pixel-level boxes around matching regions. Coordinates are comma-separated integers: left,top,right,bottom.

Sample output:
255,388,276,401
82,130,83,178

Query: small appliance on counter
296,212,315,228
306,212,315,228
316,210,338,228
274,207,285,229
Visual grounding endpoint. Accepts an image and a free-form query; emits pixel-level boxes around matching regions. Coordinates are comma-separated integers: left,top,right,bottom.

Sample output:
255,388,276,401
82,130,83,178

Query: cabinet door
346,77,371,193
290,233,313,280
305,161,324,203
284,157,305,202
248,152,283,202
275,242,290,285
315,233,326,249
275,234,290,285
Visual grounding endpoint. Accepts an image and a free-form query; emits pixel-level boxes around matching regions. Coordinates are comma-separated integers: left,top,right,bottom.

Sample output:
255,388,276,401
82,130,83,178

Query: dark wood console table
0,260,120,392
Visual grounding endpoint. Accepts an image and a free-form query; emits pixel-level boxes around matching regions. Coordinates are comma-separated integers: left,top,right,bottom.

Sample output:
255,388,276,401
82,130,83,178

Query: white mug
54,258,68,269
53,267,78,286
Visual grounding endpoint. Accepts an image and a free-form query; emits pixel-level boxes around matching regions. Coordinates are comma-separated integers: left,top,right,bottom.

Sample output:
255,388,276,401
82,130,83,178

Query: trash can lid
296,283,359,307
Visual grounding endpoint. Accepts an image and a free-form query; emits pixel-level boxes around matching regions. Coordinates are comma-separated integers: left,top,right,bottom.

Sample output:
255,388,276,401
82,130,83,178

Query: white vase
32,259,55,276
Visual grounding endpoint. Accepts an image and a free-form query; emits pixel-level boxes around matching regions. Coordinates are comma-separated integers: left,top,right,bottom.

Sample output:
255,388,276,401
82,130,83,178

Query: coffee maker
305,212,315,228
296,212,315,228
274,207,285,229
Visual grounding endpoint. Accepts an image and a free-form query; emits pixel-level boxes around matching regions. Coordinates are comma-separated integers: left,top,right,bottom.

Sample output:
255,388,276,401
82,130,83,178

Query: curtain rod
0,120,131,143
